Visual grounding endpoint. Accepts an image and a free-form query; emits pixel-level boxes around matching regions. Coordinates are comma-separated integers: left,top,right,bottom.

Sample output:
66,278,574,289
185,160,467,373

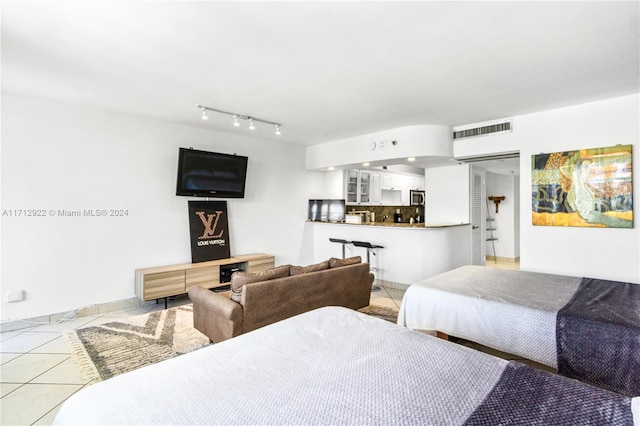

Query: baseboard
486,255,520,263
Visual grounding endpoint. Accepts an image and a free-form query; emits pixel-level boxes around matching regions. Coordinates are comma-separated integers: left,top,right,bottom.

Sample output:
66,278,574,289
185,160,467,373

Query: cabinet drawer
247,256,275,272
186,266,220,290
143,271,185,300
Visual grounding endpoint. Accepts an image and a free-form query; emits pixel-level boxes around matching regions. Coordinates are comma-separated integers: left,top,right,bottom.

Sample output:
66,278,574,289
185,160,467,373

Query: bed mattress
54,306,638,425
397,265,640,396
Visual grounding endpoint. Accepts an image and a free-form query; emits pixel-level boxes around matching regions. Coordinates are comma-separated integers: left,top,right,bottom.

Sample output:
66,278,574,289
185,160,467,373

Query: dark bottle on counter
394,209,403,223
415,207,422,223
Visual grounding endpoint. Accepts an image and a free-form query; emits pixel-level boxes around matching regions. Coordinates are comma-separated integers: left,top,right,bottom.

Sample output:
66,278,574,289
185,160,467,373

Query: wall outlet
7,290,25,303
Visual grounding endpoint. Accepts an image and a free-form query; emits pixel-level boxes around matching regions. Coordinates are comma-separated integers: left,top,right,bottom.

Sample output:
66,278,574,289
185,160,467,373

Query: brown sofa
188,256,374,343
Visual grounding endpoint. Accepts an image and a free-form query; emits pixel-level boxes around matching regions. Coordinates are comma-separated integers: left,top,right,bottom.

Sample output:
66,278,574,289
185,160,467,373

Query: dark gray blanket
557,277,640,397
466,362,634,425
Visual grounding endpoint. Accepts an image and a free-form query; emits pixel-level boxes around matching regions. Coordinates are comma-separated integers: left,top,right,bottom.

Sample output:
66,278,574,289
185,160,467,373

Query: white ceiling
2,1,638,147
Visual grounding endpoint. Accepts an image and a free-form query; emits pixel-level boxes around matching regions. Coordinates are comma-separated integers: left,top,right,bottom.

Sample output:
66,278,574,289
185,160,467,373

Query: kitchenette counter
302,221,472,288
307,221,469,229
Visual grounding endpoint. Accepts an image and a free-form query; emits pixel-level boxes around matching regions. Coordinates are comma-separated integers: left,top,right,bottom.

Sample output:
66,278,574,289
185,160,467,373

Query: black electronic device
307,199,346,222
176,148,248,198
220,263,243,283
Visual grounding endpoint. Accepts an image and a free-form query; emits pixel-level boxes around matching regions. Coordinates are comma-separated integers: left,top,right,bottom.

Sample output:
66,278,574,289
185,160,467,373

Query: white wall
486,172,518,260
424,163,471,224
1,94,325,321
306,125,451,170
454,94,639,283
321,170,345,199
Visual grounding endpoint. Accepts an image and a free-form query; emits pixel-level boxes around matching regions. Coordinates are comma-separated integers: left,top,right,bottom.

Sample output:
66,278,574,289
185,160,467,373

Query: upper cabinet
345,169,424,205
370,173,381,204
345,170,378,205
345,170,359,203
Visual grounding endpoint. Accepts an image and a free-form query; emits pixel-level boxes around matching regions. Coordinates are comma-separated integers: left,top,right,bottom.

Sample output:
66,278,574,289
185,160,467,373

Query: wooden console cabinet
135,253,275,302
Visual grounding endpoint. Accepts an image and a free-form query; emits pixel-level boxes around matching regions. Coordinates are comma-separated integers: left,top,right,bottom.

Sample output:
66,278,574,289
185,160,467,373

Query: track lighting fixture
196,105,282,135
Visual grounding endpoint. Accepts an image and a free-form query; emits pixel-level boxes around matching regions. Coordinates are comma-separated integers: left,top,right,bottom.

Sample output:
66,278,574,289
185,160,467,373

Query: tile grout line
30,381,96,426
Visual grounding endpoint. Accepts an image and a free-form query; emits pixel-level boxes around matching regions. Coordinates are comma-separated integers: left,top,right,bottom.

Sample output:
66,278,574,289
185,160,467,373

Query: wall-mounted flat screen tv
176,148,248,198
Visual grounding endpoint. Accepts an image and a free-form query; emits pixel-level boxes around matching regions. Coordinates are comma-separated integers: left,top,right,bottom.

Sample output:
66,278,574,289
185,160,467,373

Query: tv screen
307,199,346,222
176,148,248,198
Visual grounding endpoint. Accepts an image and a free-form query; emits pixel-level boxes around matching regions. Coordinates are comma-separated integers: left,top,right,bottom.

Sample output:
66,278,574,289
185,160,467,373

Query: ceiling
2,1,638,147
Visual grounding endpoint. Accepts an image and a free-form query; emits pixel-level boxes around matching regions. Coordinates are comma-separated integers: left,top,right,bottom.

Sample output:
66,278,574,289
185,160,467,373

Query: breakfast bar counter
314,221,469,229
302,221,472,288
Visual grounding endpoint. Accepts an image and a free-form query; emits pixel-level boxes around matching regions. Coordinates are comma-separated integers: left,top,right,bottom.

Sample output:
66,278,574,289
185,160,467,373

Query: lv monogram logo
196,211,224,239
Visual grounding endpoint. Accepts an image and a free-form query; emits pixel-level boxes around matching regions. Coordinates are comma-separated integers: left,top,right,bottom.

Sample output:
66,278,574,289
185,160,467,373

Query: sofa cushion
290,261,330,276
230,265,290,303
329,256,362,268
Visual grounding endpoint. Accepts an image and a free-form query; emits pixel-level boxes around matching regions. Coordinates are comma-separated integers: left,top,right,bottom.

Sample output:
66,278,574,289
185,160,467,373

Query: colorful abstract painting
532,145,633,228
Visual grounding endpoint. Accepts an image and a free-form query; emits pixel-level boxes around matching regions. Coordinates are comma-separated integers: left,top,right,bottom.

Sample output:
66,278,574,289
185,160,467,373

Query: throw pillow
290,260,329,276
328,256,362,268
230,265,290,303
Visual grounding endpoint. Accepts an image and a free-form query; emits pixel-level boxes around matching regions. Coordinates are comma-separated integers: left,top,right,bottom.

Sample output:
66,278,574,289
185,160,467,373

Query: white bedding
54,306,638,425
397,265,582,368
55,307,506,425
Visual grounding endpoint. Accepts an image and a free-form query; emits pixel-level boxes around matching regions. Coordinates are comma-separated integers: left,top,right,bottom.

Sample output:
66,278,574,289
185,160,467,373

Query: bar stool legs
351,241,384,292
329,238,351,259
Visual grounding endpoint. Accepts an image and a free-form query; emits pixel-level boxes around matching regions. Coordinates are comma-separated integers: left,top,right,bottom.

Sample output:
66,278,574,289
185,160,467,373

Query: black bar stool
351,241,384,292
329,238,351,259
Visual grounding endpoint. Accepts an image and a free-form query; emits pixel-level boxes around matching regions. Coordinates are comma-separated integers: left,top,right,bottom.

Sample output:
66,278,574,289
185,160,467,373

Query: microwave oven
410,190,425,206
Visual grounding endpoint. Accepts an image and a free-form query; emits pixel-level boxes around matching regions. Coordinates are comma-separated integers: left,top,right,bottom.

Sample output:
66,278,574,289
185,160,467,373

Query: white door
471,171,485,265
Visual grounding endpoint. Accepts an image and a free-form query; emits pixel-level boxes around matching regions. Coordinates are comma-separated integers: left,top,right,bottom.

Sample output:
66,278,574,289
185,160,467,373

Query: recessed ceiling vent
453,120,512,140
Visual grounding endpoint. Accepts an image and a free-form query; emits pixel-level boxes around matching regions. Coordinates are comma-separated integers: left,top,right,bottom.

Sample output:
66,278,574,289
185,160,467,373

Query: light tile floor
1,259,525,426
0,297,190,426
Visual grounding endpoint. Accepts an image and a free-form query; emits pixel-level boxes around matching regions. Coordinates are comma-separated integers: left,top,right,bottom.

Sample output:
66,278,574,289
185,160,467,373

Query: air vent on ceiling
454,152,519,163
453,120,512,140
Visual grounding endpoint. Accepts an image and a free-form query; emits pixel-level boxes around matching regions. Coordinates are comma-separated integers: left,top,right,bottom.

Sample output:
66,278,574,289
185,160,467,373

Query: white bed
54,306,638,425
398,265,579,368
397,265,640,397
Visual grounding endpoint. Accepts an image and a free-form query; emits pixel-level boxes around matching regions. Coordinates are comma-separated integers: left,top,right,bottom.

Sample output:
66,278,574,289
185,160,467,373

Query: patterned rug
67,303,399,381
66,304,210,381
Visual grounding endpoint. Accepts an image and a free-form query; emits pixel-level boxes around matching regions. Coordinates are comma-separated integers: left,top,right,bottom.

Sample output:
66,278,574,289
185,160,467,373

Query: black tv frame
176,148,248,198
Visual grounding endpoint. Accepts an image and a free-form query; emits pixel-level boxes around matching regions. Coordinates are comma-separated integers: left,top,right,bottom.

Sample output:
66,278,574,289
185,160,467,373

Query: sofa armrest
188,285,243,343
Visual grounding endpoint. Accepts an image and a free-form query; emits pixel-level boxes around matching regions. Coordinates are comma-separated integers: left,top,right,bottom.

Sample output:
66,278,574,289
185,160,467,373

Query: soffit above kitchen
1,1,638,146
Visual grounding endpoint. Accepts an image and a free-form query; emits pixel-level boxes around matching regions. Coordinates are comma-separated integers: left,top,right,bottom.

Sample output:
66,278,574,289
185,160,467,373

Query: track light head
197,105,282,136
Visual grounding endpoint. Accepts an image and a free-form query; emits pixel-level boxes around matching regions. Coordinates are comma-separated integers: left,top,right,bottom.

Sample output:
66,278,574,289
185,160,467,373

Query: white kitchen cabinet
408,177,425,190
345,170,358,203
393,174,408,189
359,171,371,203
346,169,423,205
401,186,410,205
380,174,393,190
370,173,381,204
345,170,375,205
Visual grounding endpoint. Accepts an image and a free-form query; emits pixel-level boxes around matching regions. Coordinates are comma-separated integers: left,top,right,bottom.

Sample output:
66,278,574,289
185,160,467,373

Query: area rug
66,304,210,381
67,303,400,382
358,305,399,323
